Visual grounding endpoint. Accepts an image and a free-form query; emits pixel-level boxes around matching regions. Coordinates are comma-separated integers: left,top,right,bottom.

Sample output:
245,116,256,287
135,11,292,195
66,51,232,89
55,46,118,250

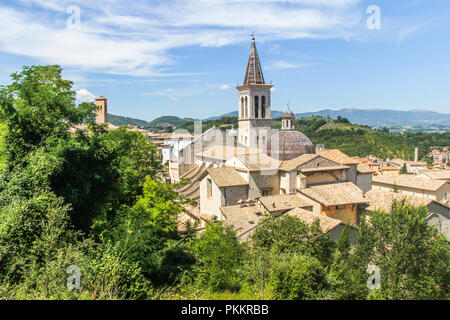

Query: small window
445,192,448,201
207,178,212,199
262,190,271,197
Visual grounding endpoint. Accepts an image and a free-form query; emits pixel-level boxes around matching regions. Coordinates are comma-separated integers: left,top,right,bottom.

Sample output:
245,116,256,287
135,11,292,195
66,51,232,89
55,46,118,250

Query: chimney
95,96,108,124
414,147,419,162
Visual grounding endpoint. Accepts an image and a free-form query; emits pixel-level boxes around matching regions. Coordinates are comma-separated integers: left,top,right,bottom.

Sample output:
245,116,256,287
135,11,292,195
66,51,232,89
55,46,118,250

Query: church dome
282,109,295,118
266,130,316,161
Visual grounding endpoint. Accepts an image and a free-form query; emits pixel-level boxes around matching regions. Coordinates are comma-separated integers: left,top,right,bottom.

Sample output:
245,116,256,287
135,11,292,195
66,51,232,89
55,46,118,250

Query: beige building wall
372,182,444,203
199,175,250,219
306,171,345,186
295,193,358,224
280,171,296,194
248,171,280,199
323,204,358,224
223,185,249,206
200,175,224,218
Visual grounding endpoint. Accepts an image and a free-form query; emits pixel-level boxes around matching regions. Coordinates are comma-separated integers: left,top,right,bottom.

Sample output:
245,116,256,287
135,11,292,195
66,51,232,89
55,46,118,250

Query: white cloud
218,84,230,90
397,19,435,43
0,1,363,77
75,89,96,102
170,96,180,101
266,60,316,70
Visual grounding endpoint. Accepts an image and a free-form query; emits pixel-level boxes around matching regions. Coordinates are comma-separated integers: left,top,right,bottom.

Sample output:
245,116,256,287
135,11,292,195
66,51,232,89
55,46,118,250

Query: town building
174,37,373,238
372,174,449,207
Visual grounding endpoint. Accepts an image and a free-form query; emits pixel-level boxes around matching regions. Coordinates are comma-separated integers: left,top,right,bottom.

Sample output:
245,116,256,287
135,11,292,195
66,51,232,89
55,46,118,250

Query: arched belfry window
254,96,259,118
240,97,244,118
261,96,266,118
245,96,248,118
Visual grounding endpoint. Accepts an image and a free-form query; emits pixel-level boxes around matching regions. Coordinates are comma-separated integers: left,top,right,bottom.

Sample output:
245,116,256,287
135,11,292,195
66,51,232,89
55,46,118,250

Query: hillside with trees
0,66,448,300
178,116,450,161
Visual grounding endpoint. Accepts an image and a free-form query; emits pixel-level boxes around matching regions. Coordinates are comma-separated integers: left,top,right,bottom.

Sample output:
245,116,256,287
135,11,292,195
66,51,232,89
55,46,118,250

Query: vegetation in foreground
0,66,448,300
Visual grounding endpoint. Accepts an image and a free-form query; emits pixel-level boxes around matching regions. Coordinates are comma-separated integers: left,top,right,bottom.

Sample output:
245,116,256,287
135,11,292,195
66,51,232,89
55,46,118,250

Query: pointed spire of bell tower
237,34,273,149
243,34,265,85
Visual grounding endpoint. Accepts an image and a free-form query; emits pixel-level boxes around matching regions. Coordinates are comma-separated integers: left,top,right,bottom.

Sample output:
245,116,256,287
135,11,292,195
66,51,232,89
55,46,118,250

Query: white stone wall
199,175,224,218
372,182,439,201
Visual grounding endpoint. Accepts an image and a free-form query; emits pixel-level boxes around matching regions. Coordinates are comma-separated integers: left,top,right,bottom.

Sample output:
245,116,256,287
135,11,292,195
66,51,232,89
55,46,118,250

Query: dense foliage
0,66,448,300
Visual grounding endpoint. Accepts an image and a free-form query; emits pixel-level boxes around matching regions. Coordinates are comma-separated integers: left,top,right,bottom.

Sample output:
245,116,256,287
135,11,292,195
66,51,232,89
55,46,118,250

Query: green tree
252,215,335,266
356,201,450,299
191,223,246,292
267,254,327,300
400,163,408,174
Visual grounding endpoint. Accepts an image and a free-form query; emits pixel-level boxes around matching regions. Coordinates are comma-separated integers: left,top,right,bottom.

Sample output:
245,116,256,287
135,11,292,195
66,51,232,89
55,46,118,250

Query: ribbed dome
282,109,295,118
266,130,316,161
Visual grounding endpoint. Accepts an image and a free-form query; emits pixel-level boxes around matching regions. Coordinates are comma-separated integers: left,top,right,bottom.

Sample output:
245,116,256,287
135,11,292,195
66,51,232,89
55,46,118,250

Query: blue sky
0,0,449,121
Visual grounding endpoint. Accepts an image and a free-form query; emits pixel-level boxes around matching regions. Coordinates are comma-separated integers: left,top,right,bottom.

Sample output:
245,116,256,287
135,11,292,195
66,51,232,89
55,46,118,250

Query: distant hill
108,114,150,127
108,114,193,130
206,108,450,128
147,116,193,129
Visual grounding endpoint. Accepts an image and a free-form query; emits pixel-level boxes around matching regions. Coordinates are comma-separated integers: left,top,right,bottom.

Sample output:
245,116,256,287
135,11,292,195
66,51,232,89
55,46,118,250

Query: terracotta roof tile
258,194,313,213
221,205,266,240
421,170,450,181
279,154,318,172
235,153,281,171
299,182,368,206
373,175,446,192
357,163,376,174
287,208,343,233
317,149,359,165
365,189,438,212
207,167,249,188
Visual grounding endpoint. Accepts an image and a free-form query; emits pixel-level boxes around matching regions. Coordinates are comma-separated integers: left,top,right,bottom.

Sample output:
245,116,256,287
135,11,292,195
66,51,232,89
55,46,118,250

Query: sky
0,0,449,121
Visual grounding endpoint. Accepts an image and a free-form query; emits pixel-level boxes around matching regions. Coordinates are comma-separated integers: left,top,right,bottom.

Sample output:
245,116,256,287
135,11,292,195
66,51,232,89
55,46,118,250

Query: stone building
175,37,374,237
372,174,449,207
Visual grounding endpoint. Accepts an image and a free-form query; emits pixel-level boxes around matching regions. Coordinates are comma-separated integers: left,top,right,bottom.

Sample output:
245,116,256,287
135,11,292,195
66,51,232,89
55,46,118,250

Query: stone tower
237,36,272,149
281,107,295,130
95,96,108,124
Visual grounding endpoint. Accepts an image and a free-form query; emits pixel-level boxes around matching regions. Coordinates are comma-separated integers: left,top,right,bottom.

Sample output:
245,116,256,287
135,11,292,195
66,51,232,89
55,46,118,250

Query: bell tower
95,96,108,124
237,35,272,149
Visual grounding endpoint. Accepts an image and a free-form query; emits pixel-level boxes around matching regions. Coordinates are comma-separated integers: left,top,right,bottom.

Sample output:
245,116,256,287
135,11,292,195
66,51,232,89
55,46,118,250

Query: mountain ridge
204,108,450,127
